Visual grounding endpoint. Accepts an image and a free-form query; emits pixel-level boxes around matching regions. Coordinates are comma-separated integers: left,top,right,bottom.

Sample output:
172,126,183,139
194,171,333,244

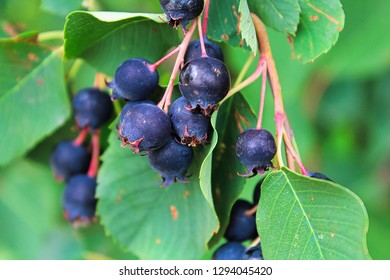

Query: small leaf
257,168,371,259
238,0,258,54
0,38,70,166
248,0,301,35
64,11,180,74
96,126,218,260
292,0,345,63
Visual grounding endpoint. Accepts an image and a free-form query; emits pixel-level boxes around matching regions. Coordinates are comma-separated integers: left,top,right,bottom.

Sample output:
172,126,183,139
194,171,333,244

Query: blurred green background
0,0,389,259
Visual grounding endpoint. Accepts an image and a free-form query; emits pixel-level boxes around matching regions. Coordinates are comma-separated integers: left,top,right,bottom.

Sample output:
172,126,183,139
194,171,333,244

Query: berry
119,100,154,124
236,128,276,177
107,58,159,101
147,137,193,187
242,244,264,260
179,56,230,116
253,177,265,204
160,0,204,28
72,88,113,130
50,140,91,182
63,174,97,225
169,97,211,146
118,103,172,154
184,38,224,64
309,172,333,182
224,199,258,242
212,242,246,260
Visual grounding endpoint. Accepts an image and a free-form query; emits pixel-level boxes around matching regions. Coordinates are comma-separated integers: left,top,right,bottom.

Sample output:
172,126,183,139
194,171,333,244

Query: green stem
38,31,64,43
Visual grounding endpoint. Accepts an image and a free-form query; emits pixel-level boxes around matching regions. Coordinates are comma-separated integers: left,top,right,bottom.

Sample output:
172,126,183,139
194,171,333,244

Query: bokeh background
0,0,389,259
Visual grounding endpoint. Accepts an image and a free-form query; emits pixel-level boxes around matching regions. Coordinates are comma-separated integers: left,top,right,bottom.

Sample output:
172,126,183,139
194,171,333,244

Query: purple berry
169,97,211,146
179,56,230,116
160,0,204,28
309,172,333,182
213,242,246,260
72,88,113,130
50,140,91,182
107,58,159,101
147,137,193,187
235,128,276,177
63,174,97,225
118,103,171,154
224,199,257,242
184,38,224,64
119,100,155,124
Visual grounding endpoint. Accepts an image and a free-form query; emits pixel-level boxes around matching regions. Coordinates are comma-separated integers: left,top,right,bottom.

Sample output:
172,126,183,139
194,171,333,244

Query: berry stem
150,46,180,71
247,236,261,249
233,54,256,87
245,204,258,217
158,19,198,112
93,73,105,89
87,130,101,178
197,17,207,57
255,59,267,130
202,0,210,36
73,127,89,146
282,129,309,175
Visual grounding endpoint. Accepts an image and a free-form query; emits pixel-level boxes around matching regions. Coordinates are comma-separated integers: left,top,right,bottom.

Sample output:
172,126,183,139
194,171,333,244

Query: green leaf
248,0,301,35
292,0,345,63
208,0,256,53
64,11,180,74
96,127,219,260
0,38,70,166
257,168,371,259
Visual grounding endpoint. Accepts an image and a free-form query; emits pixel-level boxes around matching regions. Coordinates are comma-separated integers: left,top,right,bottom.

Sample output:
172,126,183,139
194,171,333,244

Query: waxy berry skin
179,56,230,116
169,97,210,146
235,128,276,177
147,137,193,187
50,140,91,182
160,0,204,28
224,199,258,242
72,88,113,130
118,103,172,154
213,242,246,260
107,58,159,101
63,174,97,224
184,38,224,64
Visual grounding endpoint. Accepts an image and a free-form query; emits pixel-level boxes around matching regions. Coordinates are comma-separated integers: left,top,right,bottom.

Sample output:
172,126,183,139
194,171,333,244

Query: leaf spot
182,189,190,199
310,196,314,201
170,205,179,221
309,15,319,21
331,233,335,238
155,238,161,245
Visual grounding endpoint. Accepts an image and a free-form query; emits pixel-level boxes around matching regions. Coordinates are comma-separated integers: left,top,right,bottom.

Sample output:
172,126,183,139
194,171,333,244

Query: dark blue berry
63,174,97,225
72,88,113,130
309,172,333,182
119,100,155,124
147,137,193,187
160,0,204,28
118,103,172,154
179,56,230,116
50,140,91,182
184,38,224,64
242,244,264,260
213,242,246,260
236,128,276,177
253,177,265,204
224,199,257,242
107,58,159,101
169,97,211,146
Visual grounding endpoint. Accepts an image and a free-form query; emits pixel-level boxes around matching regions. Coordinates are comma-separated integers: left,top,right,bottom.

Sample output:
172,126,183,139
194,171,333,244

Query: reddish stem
87,130,100,178
197,18,207,57
256,58,267,130
150,46,180,71
158,19,198,112
93,73,104,89
202,0,210,35
283,131,309,175
72,127,89,146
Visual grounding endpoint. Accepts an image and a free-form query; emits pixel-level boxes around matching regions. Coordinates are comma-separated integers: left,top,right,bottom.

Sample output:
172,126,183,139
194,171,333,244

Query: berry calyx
169,97,211,146
224,199,258,242
62,174,97,226
50,140,91,182
212,242,246,260
184,38,224,64
107,58,159,101
160,0,204,29
235,128,276,177
147,137,193,187
118,103,172,154
72,88,113,130
179,56,230,116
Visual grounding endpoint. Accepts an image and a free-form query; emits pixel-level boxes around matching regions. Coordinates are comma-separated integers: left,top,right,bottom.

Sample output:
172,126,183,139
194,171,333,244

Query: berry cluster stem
202,0,210,36
158,19,198,112
73,127,89,146
87,130,101,178
197,18,207,57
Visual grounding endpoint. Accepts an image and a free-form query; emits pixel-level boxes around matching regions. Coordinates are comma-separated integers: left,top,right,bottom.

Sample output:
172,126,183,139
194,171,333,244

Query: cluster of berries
105,1,229,186
50,88,113,225
213,179,264,260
